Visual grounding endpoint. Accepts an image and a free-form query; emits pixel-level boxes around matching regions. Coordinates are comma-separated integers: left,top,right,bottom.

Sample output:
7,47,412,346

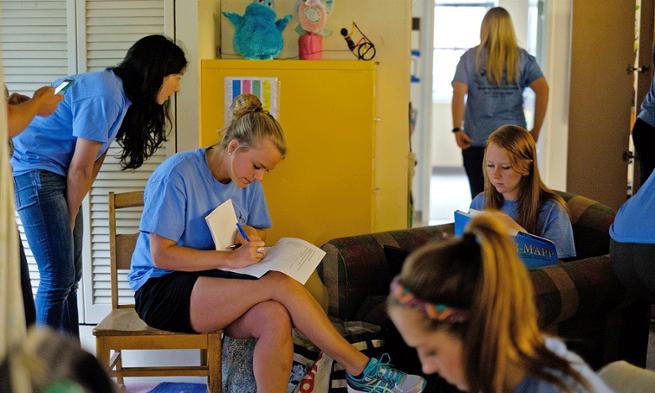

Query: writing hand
454,130,472,149
234,224,261,244
228,239,266,268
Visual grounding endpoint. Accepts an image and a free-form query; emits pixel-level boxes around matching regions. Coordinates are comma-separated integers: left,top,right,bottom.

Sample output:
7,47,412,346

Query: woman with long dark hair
11,34,187,337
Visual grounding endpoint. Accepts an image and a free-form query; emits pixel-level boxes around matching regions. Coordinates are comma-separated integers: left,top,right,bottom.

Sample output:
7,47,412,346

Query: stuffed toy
223,1,292,60
295,0,333,36
295,0,334,59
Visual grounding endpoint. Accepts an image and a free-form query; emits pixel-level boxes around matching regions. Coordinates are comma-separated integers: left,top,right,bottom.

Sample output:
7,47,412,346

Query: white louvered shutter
79,0,175,323
0,0,77,300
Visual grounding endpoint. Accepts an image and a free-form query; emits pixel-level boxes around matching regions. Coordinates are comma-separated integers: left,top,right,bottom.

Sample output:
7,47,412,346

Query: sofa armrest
318,224,453,321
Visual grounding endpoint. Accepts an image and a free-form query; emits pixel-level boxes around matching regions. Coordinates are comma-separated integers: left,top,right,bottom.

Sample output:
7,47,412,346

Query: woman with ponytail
452,6,549,197
11,34,187,336
388,213,612,393
129,94,425,393
471,124,576,259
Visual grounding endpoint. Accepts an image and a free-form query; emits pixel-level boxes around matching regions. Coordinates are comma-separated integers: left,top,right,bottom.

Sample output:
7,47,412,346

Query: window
432,1,496,103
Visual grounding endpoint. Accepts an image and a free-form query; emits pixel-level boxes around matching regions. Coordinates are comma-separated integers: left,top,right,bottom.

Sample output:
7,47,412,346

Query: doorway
410,0,547,225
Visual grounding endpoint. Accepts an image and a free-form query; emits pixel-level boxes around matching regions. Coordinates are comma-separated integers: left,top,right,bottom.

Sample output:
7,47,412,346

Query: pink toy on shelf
295,0,334,60
299,33,322,60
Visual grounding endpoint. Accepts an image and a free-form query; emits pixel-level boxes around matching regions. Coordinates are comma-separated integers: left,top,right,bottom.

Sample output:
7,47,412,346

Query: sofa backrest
556,191,616,260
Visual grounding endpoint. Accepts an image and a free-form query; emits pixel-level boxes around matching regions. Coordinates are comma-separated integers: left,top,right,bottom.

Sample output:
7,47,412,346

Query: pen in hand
236,222,250,242
234,222,266,261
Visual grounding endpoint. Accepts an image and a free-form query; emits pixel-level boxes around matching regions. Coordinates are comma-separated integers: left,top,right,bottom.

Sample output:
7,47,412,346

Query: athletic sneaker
345,354,426,393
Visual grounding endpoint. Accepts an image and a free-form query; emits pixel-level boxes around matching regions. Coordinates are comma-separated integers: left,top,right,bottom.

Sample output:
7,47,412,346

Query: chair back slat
116,234,139,270
114,191,144,209
109,191,144,310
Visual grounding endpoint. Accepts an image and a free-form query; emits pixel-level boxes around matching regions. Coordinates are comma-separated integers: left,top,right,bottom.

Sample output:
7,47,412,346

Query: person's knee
263,271,304,295
252,301,292,338
38,272,77,298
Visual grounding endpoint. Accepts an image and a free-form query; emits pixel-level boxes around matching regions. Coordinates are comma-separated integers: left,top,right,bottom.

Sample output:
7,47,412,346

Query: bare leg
224,301,293,393
189,272,369,375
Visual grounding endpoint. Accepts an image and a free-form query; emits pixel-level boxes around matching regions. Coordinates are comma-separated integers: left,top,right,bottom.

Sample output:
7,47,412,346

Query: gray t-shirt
513,338,614,393
452,47,544,147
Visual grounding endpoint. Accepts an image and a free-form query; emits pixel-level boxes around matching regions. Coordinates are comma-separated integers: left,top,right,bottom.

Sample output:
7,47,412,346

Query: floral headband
390,277,470,323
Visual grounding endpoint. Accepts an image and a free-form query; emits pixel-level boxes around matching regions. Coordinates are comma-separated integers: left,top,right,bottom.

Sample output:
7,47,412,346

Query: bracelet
451,127,462,133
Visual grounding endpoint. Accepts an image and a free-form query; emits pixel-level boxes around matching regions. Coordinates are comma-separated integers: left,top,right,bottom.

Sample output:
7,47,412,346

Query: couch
318,191,650,391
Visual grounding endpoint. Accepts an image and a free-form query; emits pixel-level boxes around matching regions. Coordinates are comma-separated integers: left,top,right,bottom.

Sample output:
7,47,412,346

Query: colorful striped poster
224,77,279,125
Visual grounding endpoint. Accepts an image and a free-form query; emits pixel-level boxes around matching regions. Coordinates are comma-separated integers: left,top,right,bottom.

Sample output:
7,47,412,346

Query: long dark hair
112,34,187,169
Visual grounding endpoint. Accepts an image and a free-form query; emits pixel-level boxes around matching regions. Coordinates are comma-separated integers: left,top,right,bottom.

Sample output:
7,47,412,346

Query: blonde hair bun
231,94,263,118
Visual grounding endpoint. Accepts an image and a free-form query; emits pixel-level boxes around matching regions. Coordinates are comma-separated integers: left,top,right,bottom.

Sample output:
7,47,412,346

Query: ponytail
391,213,589,393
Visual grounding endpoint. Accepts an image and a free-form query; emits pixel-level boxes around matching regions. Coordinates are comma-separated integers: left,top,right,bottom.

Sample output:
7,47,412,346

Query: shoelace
369,353,405,387
368,379,396,393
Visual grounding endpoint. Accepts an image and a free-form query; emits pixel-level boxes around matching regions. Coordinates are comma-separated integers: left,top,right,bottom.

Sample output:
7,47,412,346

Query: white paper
205,199,238,250
219,237,327,284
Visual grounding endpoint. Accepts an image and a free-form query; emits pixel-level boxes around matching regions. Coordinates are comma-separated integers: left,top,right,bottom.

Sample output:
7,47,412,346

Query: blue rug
147,382,207,393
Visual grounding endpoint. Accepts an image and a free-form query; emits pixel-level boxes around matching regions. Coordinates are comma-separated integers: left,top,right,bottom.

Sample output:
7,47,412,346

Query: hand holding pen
236,222,251,242
230,223,266,265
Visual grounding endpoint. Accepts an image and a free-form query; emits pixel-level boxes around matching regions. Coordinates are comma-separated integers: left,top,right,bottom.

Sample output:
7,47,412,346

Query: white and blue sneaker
345,354,426,393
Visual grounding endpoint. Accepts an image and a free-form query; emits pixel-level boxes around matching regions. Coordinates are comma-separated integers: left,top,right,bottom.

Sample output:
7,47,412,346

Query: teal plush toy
223,1,292,60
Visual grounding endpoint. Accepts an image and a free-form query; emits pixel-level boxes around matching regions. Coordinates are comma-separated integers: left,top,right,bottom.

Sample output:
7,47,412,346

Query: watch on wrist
452,127,462,133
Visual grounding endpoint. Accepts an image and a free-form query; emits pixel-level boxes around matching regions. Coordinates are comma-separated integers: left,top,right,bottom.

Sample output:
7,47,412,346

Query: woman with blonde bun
129,94,426,393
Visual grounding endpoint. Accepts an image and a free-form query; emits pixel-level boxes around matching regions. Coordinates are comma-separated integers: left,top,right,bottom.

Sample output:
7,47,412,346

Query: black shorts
134,270,257,333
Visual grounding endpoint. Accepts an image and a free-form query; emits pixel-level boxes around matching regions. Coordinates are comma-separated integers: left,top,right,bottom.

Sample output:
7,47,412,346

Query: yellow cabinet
201,59,376,245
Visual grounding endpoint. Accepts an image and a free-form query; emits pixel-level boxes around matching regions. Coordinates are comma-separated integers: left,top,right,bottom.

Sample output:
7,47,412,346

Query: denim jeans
13,170,83,337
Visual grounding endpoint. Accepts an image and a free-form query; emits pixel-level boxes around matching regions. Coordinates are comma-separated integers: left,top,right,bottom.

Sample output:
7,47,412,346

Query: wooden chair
93,191,222,392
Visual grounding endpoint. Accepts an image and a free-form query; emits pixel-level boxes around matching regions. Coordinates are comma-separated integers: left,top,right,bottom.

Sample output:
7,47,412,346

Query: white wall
540,0,571,190
176,0,221,152
411,0,434,224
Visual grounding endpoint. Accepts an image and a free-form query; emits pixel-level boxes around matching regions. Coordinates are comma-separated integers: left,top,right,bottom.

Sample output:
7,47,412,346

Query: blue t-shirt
637,48,655,127
610,171,655,244
513,338,613,393
11,69,131,176
471,195,576,259
128,148,272,291
453,47,544,146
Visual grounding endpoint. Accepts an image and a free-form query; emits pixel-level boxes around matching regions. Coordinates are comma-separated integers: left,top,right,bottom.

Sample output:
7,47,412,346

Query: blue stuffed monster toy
223,1,292,59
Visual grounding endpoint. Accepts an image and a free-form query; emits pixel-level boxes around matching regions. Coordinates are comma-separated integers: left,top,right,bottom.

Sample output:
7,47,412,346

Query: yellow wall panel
201,59,376,246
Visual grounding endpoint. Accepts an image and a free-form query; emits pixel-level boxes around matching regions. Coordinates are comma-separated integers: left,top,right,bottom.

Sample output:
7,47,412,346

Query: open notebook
205,199,325,284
